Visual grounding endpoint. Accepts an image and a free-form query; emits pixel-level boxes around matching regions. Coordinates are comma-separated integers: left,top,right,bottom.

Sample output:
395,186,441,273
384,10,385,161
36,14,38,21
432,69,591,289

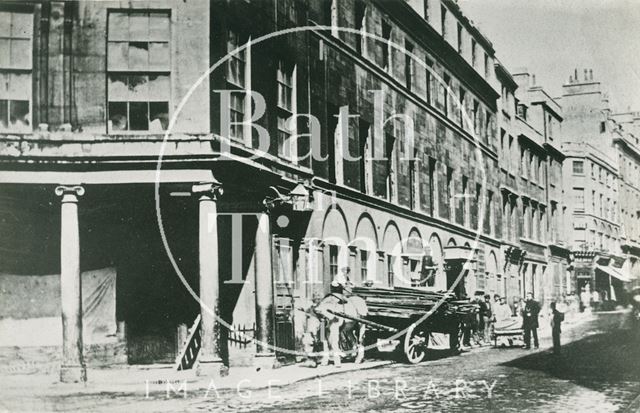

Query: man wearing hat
330,266,354,296
314,266,356,366
522,292,541,349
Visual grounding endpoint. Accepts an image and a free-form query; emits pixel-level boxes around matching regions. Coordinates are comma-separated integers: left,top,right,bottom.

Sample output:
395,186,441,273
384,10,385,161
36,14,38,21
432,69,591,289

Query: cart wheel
404,323,427,364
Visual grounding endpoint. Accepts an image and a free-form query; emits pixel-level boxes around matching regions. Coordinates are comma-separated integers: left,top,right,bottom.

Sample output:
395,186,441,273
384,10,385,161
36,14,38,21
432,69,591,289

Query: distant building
495,64,571,310
513,69,571,307
559,69,633,302
609,112,640,289
495,61,522,302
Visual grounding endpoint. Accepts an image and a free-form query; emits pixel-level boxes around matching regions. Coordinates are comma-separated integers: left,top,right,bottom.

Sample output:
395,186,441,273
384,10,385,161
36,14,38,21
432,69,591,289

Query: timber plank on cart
350,285,479,364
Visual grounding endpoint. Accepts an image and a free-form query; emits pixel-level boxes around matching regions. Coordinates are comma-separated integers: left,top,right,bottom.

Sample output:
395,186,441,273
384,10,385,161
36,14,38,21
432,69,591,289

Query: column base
60,364,87,383
253,353,278,370
196,359,227,377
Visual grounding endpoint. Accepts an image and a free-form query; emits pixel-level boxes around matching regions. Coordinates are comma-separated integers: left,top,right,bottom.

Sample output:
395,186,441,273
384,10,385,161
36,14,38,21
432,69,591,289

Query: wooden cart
341,286,476,364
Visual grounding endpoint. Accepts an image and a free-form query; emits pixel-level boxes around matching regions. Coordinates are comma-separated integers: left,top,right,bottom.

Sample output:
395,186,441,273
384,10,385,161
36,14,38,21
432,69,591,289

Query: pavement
2,309,637,412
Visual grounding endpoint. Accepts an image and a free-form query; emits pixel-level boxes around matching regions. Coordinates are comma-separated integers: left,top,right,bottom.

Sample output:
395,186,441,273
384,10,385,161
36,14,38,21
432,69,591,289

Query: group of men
580,283,608,312
461,292,503,349
462,291,564,353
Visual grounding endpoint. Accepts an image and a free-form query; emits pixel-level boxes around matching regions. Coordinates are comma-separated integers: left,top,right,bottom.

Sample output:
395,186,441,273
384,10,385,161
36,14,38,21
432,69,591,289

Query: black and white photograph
1,0,640,411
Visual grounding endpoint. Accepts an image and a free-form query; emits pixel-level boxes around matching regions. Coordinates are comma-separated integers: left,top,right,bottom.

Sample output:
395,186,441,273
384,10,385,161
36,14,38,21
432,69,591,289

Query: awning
595,265,631,282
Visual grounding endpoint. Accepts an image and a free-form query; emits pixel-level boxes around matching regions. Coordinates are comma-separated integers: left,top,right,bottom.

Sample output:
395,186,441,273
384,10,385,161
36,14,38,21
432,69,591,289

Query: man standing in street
580,284,591,313
592,289,601,312
460,294,476,350
483,294,494,346
550,301,565,354
474,292,487,345
522,292,541,349
331,266,354,297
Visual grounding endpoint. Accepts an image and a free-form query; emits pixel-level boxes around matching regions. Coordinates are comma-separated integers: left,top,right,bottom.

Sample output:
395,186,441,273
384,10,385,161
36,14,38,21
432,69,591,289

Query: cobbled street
186,312,640,413
8,311,636,413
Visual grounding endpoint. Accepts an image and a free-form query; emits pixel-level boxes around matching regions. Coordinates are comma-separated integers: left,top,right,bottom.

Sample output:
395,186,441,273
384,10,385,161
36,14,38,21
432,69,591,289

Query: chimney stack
584,69,588,81
532,74,536,85
574,68,578,82
589,69,593,80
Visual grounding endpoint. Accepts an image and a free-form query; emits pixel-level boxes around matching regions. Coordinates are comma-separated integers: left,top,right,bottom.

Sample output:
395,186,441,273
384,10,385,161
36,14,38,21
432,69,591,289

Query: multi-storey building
610,112,640,289
495,61,523,303
0,0,213,382
495,65,570,311
512,69,571,308
558,69,630,302
0,0,506,382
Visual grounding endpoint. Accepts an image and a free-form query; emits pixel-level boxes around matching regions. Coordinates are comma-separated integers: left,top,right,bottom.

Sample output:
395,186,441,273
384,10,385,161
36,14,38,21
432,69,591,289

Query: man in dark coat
474,292,488,345
522,292,541,349
550,301,564,354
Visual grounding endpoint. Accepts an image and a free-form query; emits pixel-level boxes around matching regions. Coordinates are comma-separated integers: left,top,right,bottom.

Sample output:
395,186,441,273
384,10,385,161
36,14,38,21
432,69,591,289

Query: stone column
55,185,86,383
254,211,276,367
192,182,224,376
305,238,324,299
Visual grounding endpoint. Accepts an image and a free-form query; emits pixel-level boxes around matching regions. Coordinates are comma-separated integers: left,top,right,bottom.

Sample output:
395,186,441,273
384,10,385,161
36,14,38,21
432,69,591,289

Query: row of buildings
0,0,638,382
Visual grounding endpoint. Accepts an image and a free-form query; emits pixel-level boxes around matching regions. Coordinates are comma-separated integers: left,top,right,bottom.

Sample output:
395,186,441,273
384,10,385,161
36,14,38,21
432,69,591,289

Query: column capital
348,244,359,255
273,237,292,247
55,185,84,202
192,181,223,200
376,250,387,259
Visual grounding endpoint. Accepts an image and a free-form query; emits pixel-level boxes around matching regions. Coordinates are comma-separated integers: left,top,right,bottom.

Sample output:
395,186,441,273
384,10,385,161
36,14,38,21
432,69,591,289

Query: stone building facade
610,113,640,289
0,0,509,381
495,64,571,311
0,0,213,382
495,61,522,302
558,69,634,302
13,0,640,384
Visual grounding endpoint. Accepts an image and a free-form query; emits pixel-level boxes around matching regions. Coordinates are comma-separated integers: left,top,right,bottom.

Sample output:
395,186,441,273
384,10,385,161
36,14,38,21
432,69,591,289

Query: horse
310,292,368,367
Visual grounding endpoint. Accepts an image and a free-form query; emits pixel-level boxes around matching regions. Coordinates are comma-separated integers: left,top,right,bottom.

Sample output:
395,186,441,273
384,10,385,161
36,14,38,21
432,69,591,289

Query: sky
457,0,640,112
